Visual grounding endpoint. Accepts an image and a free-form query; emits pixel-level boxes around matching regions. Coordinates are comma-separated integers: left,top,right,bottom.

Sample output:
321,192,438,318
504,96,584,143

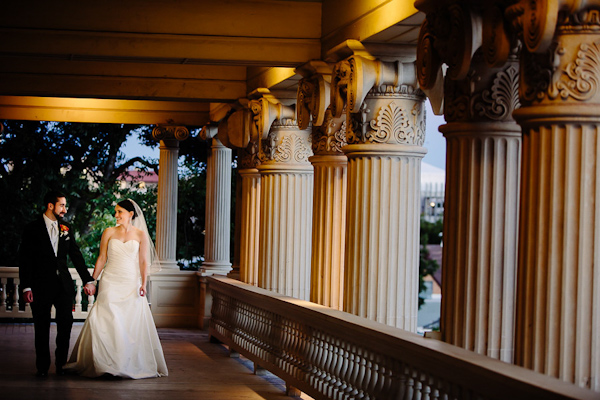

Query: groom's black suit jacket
19,216,93,299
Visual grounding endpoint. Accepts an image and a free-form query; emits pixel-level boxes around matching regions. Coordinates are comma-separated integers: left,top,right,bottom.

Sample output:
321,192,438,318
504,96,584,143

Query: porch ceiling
0,0,422,125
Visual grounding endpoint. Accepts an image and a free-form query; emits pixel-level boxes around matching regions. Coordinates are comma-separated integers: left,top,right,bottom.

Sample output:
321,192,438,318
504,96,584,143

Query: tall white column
202,138,233,275
153,126,189,269
257,119,314,300
308,112,347,310
510,4,600,389
430,47,522,361
332,54,426,331
238,145,261,286
441,122,521,362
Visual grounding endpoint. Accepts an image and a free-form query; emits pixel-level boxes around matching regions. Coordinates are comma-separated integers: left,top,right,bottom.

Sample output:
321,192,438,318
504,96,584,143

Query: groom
19,191,96,377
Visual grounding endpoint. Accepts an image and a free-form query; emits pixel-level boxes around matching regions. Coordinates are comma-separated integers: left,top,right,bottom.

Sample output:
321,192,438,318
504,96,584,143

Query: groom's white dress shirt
43,214,59,256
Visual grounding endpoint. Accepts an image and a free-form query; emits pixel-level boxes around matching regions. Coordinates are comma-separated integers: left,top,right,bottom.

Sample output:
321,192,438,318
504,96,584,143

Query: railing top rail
208,275,598,400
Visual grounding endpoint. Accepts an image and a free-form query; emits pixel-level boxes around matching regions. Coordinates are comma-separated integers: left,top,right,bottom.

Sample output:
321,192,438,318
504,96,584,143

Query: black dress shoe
56,366,66,376
36,371,48,377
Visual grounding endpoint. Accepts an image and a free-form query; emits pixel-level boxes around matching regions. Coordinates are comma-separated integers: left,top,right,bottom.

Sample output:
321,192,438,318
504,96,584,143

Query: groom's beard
53,210,65,221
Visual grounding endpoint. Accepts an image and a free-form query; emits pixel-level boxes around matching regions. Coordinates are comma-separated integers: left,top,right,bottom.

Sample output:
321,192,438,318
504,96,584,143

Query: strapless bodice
103,239,141,282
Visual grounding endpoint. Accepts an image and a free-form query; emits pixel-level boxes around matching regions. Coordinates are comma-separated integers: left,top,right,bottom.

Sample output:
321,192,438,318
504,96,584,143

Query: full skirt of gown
65,239,168,379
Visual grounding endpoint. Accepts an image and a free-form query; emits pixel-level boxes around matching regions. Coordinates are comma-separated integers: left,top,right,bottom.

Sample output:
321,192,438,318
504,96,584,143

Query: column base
201,262,233,276
157,260,179,270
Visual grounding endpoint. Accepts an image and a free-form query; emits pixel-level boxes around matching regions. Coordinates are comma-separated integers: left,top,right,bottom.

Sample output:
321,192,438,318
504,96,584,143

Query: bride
66,199,168,379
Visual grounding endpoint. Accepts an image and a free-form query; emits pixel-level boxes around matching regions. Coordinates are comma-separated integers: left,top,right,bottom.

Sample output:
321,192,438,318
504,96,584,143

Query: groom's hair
43,190,65,210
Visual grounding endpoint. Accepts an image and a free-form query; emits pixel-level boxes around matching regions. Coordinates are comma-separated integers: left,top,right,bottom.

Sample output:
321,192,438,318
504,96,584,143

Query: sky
120,102,447,170
422,100,447,170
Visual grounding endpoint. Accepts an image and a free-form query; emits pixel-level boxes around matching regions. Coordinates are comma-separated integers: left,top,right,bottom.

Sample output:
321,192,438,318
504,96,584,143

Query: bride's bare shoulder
133,226,145,239
103,226,118,236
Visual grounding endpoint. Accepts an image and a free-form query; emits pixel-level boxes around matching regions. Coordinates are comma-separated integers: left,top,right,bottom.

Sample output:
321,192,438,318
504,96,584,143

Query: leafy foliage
176,159,207,269
419,217,443,309
0,121,157,267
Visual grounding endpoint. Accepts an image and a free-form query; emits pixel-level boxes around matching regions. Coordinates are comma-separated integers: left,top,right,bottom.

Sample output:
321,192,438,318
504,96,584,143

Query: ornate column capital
513,8,600,108
248,96,296,142
227,107,254,148
444,51,521,123
258,119,313,166
312,109,347,155
238,140,261,170
296,61,333,129
331,54,418,117
199,124,218,141
152,125,190,142
338,78,425,147
507,0,600,54
416,1,519,114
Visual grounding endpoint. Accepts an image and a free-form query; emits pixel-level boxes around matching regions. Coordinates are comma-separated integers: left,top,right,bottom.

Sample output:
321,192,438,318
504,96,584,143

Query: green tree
0,121,155,267
419,217,442,309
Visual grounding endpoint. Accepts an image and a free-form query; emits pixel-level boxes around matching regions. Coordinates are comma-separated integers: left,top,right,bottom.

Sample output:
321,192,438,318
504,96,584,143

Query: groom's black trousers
30,273,74,373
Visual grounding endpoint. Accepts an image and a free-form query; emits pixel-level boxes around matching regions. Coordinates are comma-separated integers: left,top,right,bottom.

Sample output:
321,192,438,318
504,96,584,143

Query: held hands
139,284,147,297
83,283,96,296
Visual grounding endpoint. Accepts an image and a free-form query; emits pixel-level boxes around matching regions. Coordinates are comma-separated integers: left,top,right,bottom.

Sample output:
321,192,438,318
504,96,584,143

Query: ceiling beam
0,28,321,67
321,0,419,54
0,96,210,126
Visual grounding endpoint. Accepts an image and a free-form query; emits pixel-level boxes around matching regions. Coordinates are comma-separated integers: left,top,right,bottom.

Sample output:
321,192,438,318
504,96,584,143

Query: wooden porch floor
0,323,311,400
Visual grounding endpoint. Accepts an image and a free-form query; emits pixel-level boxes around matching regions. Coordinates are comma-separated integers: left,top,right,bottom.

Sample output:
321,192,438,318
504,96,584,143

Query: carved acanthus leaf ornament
518,14,600,103
259,120,313,164
474,64,521,120
313,108,347,154
239,140,260,169
346,93,426,147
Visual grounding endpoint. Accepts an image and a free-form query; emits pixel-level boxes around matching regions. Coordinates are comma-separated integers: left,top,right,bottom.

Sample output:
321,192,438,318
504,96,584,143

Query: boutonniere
59,224,69,237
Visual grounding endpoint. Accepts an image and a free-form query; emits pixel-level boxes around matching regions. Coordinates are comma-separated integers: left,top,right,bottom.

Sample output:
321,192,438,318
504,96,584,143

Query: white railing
0,266,95,320
208,275,598,400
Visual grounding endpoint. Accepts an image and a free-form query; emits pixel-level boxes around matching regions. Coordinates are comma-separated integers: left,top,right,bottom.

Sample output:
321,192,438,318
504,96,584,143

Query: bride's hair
117,199,137,219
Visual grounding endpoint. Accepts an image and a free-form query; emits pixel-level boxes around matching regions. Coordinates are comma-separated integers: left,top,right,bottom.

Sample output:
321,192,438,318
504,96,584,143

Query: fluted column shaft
238,167,261,285
516,113,600,389
309,154,347,309
511,9,600,390
342,89,426,332
156,139,179,269
434,49,522,362
257,121,314,300
441,122,521,362
202,138,232,275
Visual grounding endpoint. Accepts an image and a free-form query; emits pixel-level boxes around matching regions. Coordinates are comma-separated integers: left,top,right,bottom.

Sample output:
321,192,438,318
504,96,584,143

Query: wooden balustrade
0,267,95,319
208,275,598,400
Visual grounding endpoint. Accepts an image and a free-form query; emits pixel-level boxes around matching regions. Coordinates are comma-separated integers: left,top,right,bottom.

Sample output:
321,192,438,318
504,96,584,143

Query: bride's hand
139,285,147,297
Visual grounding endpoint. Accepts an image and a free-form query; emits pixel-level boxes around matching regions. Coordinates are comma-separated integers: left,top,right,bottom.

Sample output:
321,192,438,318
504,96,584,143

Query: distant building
118,169,158,192
421,162,445,222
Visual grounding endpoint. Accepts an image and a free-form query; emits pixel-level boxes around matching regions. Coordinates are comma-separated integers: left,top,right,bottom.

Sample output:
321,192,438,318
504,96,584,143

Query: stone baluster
331,45,426,331
0,278,6,313
416,2,522,362
75,281,83,313
250,96,314,300
87,293,95,310
297,61,348,310
153,125,190,269
505,1,600,390
12,277,20,312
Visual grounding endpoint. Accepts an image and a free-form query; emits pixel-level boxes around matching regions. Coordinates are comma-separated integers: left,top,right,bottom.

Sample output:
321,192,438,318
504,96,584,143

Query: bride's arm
138,230,149,296
92,228,111,280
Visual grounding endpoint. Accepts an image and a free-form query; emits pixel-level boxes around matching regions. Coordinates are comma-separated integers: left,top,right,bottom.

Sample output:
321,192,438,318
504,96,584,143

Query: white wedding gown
66,239,168,379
